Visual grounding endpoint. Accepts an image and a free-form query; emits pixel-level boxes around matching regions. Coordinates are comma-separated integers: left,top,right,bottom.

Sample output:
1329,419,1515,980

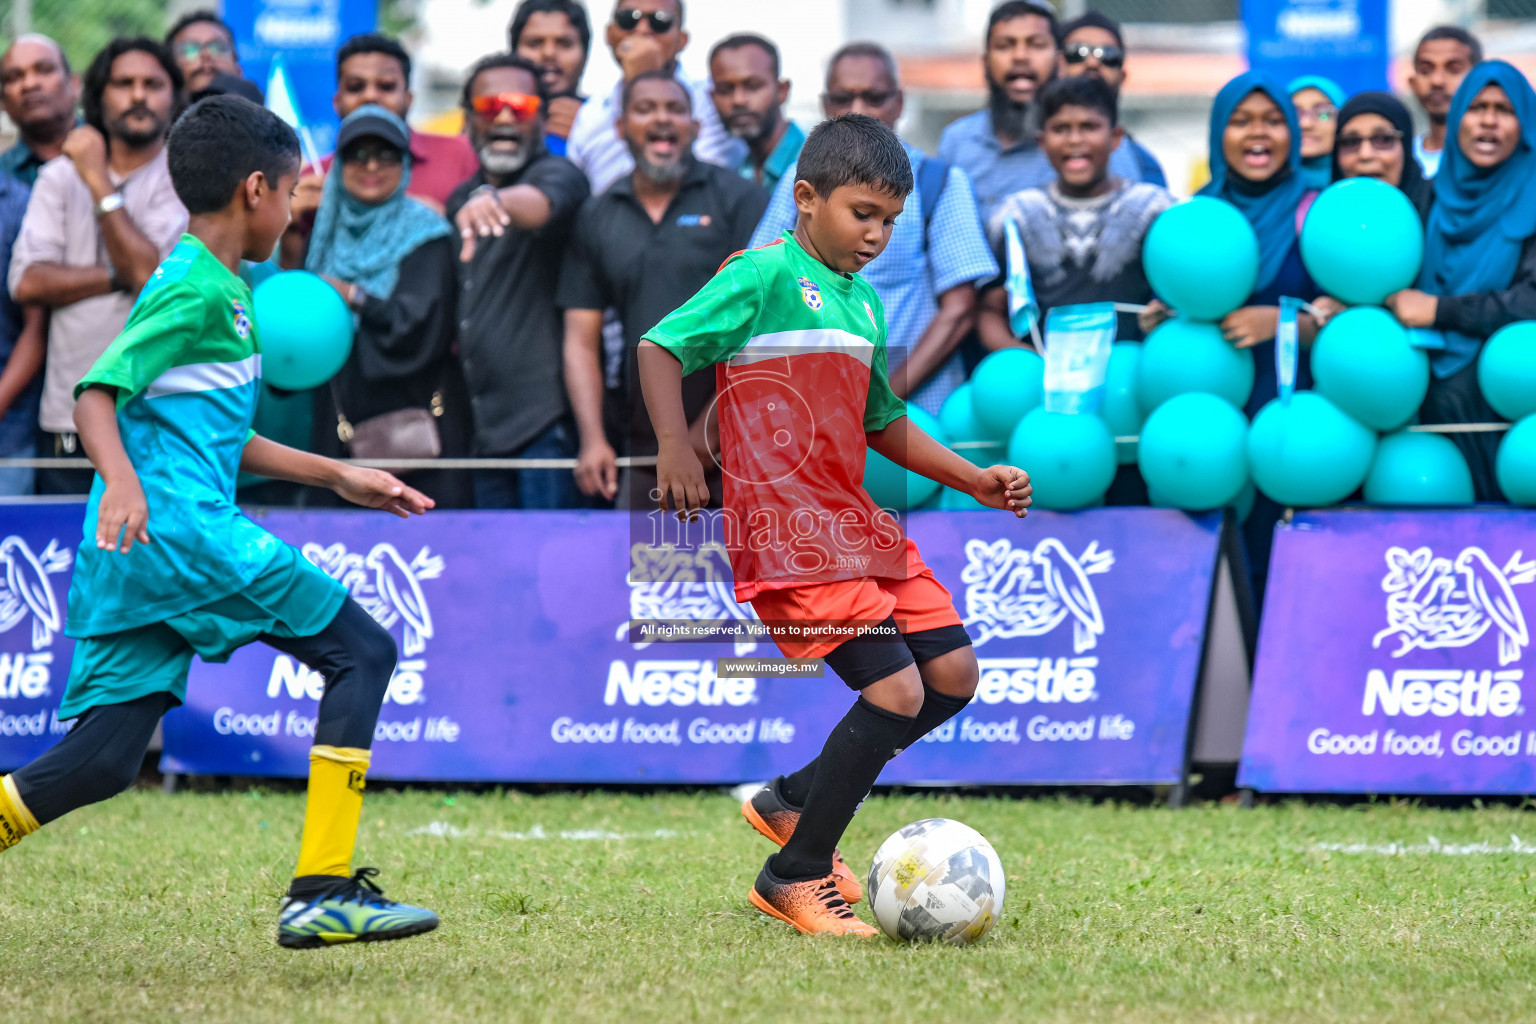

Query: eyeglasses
1337,129,1404,153
174,39,233,61
1297,105,1338,124
341,143,404,167
1062,44,1124,69
824,89,897,108
469,92,543,122
612,7,676,33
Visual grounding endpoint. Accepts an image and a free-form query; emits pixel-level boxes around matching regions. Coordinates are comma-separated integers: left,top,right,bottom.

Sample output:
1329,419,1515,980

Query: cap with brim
336,111,409,154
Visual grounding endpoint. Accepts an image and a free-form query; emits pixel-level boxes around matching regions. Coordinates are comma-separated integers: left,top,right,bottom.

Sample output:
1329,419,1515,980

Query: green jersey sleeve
76,282,205,407
862,291,906,432
644,254,762,375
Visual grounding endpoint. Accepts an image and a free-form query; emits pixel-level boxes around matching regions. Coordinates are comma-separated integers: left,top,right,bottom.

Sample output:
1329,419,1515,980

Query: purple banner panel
1240,510,1536,795
0,503,82,769
156,508,1219,785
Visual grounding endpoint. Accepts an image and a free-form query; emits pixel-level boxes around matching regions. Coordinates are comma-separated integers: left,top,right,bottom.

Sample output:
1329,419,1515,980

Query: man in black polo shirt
558,69,767,507
448,53,590,508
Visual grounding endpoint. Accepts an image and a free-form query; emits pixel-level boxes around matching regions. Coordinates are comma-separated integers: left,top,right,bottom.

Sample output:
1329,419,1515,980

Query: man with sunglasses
447,54,590,509
938,1,1156,225
164,10,242,96
1056,11,1164,189
565,0,744,194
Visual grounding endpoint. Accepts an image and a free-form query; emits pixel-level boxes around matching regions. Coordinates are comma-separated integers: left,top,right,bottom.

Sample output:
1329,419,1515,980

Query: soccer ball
867,818,1005,944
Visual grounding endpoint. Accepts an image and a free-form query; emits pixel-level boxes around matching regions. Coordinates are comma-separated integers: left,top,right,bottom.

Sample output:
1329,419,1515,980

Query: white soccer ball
867,818,1005,944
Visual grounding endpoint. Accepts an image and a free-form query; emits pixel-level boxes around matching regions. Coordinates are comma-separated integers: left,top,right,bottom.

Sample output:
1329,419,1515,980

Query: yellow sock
0,775,39,851
295,745,371,878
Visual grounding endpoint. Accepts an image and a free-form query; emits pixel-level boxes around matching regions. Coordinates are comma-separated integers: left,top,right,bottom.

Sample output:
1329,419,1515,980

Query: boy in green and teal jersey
639,115,1032,936
0,96,440,950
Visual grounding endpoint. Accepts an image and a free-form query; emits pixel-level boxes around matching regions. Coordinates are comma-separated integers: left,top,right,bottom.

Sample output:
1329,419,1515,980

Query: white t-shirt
1415,133,1444,178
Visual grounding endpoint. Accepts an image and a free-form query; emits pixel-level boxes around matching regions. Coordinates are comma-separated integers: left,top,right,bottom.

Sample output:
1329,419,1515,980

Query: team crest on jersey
796,277,823,312
231,300,252,340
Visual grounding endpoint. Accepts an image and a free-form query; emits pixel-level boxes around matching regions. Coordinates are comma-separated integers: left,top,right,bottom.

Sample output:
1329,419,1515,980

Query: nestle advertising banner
0,505,1220,785
1240,510,1536,794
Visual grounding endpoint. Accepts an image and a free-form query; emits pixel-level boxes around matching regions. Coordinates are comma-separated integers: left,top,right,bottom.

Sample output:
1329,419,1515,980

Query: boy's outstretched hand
97,475,151,552
333,467,435,518
970,465,1033,518
655,443,708,521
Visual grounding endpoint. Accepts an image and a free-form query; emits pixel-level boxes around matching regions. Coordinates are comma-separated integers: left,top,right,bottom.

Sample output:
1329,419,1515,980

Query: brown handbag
334,386,443,460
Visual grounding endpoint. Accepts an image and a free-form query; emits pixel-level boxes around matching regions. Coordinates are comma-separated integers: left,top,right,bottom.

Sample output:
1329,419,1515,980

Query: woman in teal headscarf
1384,61,1536,500
305,104,468,503
1289,75,1345,190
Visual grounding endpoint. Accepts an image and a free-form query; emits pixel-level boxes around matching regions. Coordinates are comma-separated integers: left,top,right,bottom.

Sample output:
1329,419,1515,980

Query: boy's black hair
461,52,548,108
508,0,592,57
1038,73,1117,127
826,41,898,88
165,9,237,55
168,94,300,215
336,33,411,82
1416,24,1483,65
708,33,781,79
796,113,913,200
621,67,690,113
986,1,1060,49
82,37,185,138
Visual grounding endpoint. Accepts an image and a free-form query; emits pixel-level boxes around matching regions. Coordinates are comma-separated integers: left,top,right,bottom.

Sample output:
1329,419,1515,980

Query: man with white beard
446,54,590,509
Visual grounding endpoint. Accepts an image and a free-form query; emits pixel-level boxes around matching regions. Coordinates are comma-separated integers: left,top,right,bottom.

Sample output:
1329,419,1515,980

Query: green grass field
3,787,1536,1023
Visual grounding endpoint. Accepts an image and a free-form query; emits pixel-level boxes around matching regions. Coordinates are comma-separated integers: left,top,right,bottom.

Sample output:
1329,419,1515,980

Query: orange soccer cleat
741,778,863,904
748,860,879,937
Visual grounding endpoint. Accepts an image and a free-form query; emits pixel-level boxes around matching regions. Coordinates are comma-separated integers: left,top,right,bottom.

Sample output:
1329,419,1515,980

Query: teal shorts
59,544,349,719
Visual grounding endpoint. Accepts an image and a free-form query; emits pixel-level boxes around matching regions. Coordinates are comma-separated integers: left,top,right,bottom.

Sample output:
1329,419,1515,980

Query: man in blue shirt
937,1,1156,224
709,34,805,192
0,34,78,187
751,43,998,416
0,171,43,494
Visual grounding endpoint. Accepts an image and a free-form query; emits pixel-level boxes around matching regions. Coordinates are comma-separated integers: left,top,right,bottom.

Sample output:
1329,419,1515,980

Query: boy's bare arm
868,416,1031,518
74,386,151,552
240,435,434,518
637,339,707,517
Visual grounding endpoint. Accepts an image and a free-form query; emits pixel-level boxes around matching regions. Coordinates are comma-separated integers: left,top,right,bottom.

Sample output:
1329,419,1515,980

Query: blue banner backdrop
1240,510,1536,794
1244,0,1390,98
0,506,1221,785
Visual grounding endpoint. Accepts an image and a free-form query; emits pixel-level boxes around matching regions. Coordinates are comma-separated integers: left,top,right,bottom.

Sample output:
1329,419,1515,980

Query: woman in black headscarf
1330,91,1433,220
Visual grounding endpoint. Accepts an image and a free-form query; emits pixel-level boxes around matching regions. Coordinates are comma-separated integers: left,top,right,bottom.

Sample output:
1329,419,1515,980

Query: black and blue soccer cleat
277,867,439,949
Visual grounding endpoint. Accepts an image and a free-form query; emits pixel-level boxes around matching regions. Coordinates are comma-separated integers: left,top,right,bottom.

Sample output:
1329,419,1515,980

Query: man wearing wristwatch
8,37,188,494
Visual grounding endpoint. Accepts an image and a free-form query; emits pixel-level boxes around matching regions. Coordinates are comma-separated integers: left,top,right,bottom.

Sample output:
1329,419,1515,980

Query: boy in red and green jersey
640,114,1032,936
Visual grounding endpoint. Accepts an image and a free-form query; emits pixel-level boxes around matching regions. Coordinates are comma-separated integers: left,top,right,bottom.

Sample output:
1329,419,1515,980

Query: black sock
770,698,914,881
778,758,817,809
896,685,972,754
776,687,971,808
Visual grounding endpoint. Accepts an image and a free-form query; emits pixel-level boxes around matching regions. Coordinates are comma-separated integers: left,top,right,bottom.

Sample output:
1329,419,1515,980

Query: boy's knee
921,647,979,700
863,669,926,717
354,616,398,687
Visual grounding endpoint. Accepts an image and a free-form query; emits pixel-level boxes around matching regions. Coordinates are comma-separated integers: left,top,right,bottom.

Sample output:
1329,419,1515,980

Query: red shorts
747,541,963,659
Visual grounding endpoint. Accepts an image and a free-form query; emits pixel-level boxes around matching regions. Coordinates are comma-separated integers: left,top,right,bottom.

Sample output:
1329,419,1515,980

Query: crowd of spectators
0,2,1522,523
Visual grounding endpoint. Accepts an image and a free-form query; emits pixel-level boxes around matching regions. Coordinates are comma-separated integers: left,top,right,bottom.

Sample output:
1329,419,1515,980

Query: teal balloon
1479,321,1536,422
1248,392,1377,507
1311,306,1428,430
1498,416,1536,505
1364,431,1474,505
1137,317,1255,412
1150,478,1254,519
970,347,1044,439
1007,408,1116,510
1138,392,1249,510
938,383,986,441
1143,197,1259,320
940,486,990,510
252,271,354,390
1101,341,1143,464
1300,178,1424,306
862,403,945,509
